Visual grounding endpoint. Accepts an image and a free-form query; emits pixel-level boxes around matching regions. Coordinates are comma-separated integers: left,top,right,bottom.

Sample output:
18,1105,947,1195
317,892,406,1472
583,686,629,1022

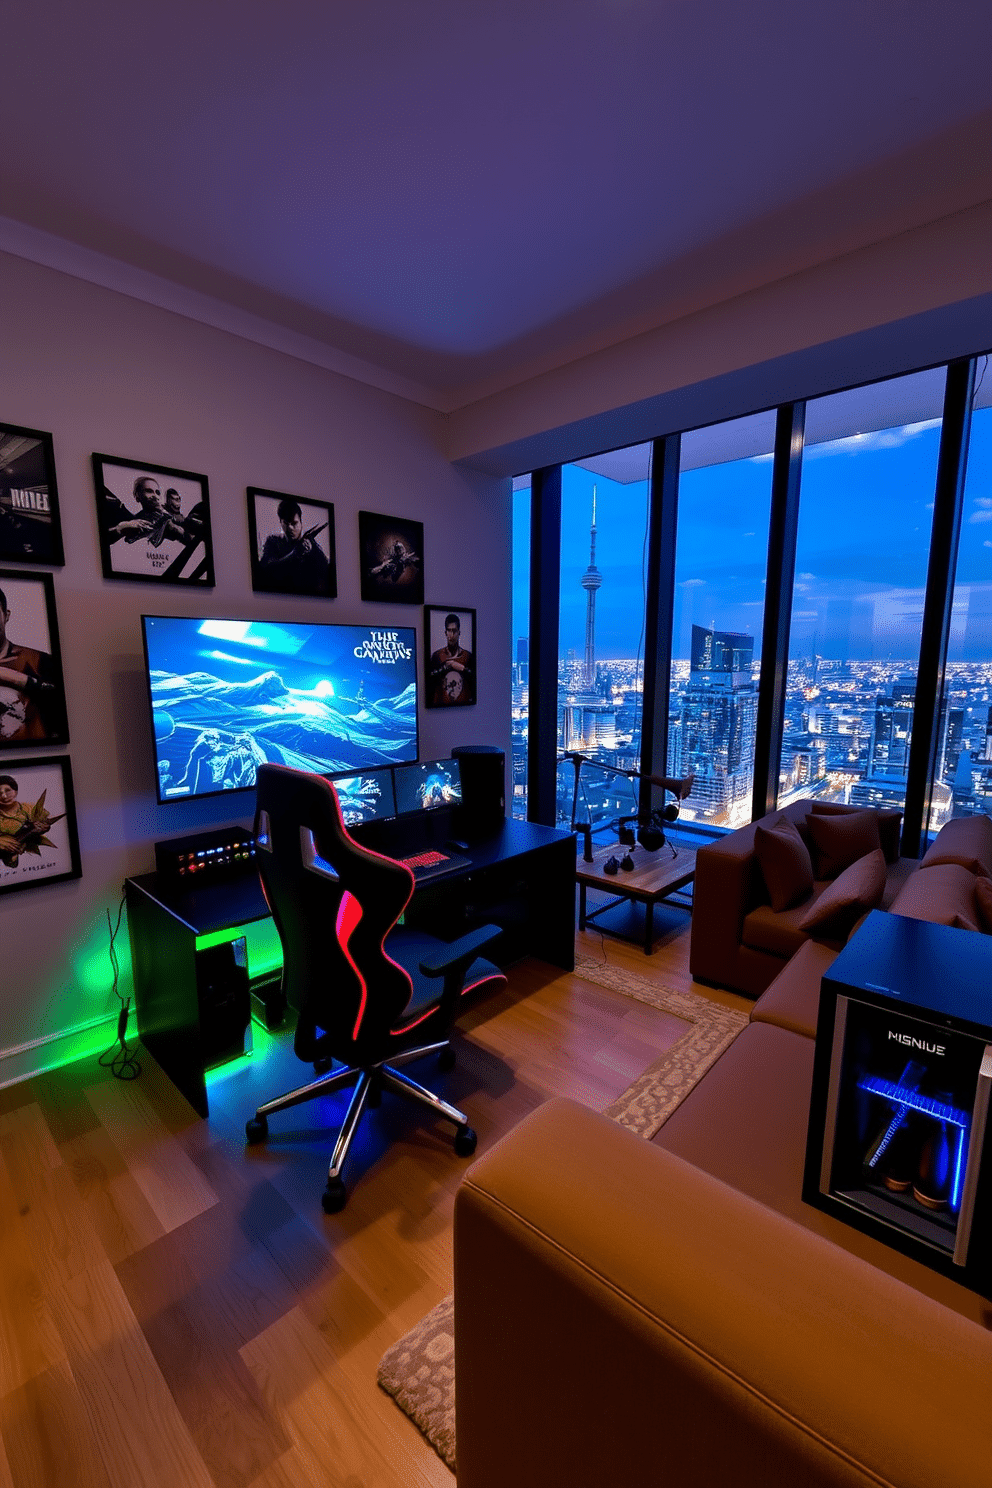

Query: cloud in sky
803,420,942,460
969,497,992,524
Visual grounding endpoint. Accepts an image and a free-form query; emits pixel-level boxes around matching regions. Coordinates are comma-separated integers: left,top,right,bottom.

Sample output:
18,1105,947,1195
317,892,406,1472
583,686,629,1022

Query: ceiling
3,0,992,411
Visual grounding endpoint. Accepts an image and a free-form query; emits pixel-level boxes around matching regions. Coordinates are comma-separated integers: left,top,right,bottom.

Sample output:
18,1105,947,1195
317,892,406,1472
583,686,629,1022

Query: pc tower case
804,910,992,1295
452,744,505,840
196,937,252,1069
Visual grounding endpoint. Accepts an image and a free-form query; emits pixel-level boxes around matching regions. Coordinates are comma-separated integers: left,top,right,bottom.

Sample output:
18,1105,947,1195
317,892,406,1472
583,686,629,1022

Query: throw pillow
889,863,981,928
797,849,887,940
807,809,882,880
920,814,992,879
810,801,901,863
754,815,815,912
974,876,992,934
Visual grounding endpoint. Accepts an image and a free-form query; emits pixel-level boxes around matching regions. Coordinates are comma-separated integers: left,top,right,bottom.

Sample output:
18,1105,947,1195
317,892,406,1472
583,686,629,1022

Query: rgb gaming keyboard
401,849,450,869
399,847,471,881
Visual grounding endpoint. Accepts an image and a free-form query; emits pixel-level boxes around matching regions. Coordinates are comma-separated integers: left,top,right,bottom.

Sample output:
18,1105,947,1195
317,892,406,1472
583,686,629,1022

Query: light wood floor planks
0,907,750,1487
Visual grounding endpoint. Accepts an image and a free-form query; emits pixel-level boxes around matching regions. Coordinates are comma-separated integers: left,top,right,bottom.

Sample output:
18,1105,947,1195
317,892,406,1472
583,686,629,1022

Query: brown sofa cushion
810,800,902,863
920,813,992,878
742,891,837,959
797,848,886,939
889,862,980,931
975,876,992,933
753,815,814,911
806,808,881,879
750,938,839,1039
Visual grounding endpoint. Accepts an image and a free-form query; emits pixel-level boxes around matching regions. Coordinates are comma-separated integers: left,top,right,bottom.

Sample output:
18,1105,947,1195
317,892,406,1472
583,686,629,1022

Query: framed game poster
0,421,64,566
0,755,81,896
92,453,214,586
0,568,69,749
359,511,424,604
424,605,476,707
247,487,337,598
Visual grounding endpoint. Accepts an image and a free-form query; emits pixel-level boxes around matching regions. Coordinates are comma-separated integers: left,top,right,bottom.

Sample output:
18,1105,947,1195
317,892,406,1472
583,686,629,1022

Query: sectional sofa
451,806,992,1488
690,800,992,1002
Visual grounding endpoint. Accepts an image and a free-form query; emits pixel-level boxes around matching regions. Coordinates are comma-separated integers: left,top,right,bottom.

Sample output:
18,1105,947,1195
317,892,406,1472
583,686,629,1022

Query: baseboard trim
0,1013,119,1090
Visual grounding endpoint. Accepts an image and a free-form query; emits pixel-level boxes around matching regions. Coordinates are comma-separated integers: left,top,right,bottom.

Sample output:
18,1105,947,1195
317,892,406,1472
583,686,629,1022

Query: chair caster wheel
438,1045,456,1072
314,1057,333,1075
322,1178,347,1214
367,1079,381,1108
454,1125,477,1158
245,1115,268,1144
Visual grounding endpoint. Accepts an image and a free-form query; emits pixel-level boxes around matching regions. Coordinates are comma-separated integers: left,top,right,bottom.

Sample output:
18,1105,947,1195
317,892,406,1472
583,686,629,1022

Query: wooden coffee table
576,842,696,954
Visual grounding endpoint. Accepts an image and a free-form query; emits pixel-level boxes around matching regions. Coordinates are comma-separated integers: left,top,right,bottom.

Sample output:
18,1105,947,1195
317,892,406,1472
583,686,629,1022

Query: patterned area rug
376,958,747,1472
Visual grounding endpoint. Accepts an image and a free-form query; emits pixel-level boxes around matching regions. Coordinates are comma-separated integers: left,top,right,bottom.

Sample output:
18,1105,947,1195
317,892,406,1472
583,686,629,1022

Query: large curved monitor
142,615,418,803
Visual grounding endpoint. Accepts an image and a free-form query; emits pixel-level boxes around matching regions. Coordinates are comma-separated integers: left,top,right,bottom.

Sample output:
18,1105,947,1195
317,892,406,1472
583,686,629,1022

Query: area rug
377,959,747,1471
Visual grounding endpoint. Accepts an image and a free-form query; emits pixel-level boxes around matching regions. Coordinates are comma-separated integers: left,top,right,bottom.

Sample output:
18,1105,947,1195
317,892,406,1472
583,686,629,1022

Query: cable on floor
99,886,142,1080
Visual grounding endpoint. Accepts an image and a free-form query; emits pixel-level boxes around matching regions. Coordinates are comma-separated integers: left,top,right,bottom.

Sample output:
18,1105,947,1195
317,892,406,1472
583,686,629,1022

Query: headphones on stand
616,797,681,855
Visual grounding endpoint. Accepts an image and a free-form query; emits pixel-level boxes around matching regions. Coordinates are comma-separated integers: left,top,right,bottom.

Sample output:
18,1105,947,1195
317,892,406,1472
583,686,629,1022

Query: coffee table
576,841,696,954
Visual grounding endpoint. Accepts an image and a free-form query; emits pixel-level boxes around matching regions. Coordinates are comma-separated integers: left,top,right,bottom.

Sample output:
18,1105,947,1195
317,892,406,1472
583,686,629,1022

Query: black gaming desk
125,818,576,1118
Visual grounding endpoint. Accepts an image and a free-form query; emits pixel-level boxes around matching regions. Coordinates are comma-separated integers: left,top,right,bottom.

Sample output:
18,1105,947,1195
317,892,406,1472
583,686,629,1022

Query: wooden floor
0,902,750,1488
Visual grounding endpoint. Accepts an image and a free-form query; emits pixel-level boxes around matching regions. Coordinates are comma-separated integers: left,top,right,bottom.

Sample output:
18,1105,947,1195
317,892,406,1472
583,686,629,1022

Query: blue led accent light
950,1125,967,1213
858,1076,971,1129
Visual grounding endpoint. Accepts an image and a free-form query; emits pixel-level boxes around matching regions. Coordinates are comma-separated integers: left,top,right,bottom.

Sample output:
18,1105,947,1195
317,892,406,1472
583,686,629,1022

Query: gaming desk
125,818,576,1118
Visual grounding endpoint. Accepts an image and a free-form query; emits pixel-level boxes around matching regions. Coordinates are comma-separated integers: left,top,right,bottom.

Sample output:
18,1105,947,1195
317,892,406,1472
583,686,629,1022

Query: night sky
513,407,991,664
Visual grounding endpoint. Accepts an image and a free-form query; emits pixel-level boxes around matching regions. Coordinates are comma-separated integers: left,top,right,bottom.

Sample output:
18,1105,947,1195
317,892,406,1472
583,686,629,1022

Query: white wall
0,251,510,1083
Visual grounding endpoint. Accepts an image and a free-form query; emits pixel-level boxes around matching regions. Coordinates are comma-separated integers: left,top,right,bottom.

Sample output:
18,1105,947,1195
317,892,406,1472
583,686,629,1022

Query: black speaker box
452,744,505,841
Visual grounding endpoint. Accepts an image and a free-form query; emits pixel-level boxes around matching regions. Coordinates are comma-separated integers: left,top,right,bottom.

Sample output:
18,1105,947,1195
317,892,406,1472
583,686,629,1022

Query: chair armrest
418,923,502,978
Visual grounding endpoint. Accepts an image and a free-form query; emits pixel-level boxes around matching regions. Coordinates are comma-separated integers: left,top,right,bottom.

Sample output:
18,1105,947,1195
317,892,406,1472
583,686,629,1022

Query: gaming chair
245,762,505,1212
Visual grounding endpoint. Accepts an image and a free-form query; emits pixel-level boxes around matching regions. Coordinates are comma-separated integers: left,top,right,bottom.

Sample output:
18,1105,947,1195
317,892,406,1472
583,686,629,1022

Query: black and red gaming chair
245,762,505,1212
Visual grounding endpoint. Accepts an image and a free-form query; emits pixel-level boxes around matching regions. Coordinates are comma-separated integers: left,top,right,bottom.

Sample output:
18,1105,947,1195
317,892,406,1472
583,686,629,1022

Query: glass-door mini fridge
804,910,992,1294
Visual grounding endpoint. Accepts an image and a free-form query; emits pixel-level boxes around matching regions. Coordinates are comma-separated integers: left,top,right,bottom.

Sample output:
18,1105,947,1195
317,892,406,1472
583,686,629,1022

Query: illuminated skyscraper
670,625,757,821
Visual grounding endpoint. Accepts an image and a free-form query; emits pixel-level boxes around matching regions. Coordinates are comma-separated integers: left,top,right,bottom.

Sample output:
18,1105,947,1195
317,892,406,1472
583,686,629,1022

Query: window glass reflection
785,367,946,818
939,357,992,829
668,411,775,829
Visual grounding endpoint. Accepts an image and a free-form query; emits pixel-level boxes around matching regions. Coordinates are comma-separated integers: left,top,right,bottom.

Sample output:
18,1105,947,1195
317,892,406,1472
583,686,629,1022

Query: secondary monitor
142,616,418,804
331,770,398,827
393,757,462,815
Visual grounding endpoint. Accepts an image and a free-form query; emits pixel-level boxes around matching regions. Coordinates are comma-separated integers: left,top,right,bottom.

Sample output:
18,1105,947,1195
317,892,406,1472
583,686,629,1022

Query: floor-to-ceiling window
510,475,531,819
555,446,650,839
939,355,992,826
668,411,776,829
511,352,989,851
784,367,947,818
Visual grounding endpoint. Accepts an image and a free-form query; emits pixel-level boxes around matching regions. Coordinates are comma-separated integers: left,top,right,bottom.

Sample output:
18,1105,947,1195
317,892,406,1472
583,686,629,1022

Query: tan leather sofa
453,812,992,1487
454,1015,992,1488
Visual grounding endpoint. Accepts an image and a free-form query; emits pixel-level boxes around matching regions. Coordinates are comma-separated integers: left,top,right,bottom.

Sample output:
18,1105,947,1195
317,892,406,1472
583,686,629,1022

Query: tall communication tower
580,486,602,688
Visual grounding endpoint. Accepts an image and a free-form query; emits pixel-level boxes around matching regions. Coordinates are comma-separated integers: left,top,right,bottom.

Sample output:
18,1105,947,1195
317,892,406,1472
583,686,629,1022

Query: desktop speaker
452,744,505,841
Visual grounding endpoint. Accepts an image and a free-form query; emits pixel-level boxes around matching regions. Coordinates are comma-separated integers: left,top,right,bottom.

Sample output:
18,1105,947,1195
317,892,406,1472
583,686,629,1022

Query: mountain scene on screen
145,619,417,799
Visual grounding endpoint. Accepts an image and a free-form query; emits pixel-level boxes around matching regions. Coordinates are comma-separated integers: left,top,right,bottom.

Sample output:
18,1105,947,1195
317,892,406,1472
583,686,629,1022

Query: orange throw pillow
754,815,814,912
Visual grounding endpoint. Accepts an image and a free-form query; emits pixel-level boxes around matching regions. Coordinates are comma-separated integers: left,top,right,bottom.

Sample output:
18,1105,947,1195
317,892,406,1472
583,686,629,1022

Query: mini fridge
804,910,992,1294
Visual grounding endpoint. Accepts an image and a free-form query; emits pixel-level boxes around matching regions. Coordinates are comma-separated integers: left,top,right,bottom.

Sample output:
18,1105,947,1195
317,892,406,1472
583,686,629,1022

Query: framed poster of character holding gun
247,487,337,599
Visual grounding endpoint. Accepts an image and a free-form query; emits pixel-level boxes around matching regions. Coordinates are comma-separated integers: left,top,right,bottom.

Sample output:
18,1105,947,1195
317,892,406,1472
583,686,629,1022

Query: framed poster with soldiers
247,488,337,598
92,453,214,586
